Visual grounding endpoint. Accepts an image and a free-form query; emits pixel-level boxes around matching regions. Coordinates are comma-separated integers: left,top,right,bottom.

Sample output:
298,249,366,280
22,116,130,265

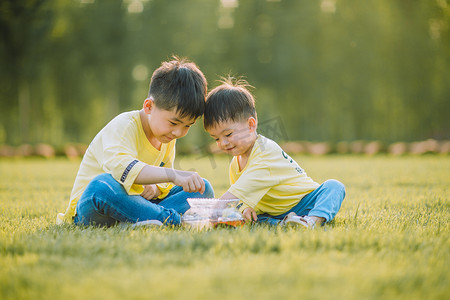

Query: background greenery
1,0,449,149
0,155,448,299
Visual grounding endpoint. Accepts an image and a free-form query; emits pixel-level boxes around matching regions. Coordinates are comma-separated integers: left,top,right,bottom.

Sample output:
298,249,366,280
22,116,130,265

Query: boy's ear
248,117,257,131
143,98,154,114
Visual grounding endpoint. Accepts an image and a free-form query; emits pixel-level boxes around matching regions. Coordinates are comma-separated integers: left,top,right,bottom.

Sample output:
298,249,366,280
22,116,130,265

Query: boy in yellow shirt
204,78,345,228
57,57,214,226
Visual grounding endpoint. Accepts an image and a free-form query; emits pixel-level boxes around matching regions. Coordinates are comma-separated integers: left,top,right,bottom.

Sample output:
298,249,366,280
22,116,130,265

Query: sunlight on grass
0,156,449,299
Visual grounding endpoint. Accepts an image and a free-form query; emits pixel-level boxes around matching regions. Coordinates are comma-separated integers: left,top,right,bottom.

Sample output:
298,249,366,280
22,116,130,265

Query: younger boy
204,78,345,228
57,57,214,227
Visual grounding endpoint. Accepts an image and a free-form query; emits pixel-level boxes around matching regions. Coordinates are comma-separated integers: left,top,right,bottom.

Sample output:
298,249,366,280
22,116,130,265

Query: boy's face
145,99,196,143
207,117,257,157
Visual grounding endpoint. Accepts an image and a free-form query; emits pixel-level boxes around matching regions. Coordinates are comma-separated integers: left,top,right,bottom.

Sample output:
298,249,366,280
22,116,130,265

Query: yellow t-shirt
56,110,175,224
229,135,319,216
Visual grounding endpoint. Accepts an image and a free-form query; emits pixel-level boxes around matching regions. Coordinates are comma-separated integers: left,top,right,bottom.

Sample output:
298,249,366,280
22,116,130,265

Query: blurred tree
0,0,448,148
0,0,54,144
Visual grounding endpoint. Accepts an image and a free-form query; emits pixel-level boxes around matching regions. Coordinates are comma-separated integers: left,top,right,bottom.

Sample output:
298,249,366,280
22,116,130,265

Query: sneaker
130,220,163,228
280,212,316,229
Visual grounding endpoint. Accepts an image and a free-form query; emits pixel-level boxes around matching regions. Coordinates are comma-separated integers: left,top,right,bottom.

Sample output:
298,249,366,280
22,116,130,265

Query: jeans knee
202,178,215,198
88,173,119,194
324,179,346,195
91,173,113,183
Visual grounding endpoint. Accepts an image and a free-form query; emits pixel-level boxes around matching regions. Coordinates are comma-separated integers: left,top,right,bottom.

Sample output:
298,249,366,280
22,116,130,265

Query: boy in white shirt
57,57,214,226
204,78,345,228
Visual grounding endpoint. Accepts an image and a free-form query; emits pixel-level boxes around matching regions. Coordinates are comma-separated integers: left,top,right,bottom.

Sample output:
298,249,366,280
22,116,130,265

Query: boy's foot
280,212,316,229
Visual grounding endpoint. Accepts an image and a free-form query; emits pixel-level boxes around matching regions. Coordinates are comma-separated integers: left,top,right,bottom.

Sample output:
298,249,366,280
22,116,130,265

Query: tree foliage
0,0,448,147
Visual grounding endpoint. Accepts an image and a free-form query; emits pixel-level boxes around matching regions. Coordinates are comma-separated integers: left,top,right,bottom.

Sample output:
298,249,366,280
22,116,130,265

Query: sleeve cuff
228,186,259,212
236,201,250,214
120,160,147,193
156,183,174,199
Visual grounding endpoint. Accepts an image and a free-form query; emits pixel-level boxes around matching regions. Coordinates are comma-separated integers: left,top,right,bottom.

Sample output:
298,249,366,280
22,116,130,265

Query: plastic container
182,198,245,229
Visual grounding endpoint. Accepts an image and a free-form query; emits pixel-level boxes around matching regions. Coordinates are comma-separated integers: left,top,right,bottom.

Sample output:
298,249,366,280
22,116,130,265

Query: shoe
130,220,163,228
280,212,315,229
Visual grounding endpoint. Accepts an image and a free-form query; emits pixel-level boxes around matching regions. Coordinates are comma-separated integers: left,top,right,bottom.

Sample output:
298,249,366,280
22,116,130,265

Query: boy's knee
324,179,345,195
202,178,215,198
88,173,119,193
93,173,114,182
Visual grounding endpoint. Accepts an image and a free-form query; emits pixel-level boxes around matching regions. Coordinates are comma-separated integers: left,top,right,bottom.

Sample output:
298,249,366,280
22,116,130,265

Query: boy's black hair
148,56,207,119
203,77,256,129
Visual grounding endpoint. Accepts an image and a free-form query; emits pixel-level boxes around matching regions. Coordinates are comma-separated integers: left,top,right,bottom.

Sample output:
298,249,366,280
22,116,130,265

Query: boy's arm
135,165,205,194
96,117,184,196
220,191,257,222
155,142,176,198
225,153,278,220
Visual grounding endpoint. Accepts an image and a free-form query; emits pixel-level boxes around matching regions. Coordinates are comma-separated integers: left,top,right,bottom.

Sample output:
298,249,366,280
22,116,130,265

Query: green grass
0,155,449,300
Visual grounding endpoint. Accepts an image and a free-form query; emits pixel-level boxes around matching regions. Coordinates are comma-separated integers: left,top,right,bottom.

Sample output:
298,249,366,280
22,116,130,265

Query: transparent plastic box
182,198,245,229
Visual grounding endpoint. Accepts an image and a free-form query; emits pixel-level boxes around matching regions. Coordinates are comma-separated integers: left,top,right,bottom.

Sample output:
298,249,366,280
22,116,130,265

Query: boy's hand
172,170,205,194
140,184,161,200
242,207,258,222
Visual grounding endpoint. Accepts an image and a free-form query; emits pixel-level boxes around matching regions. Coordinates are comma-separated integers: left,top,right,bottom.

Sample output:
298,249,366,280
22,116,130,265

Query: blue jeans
73,173,214,227
256,179,346,225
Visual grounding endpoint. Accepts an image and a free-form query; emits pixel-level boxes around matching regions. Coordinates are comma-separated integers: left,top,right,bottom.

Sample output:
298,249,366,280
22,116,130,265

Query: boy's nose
220,138,229,147
172,127,188,138
172,129,181,137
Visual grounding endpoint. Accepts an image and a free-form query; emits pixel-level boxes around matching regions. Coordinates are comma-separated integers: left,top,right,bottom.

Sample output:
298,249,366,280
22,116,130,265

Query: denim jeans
256,179,346,225
73,173,214,226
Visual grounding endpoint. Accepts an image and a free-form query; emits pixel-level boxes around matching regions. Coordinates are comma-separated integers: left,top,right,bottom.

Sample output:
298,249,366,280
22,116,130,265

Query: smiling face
143,99,196,145
206,117,257,158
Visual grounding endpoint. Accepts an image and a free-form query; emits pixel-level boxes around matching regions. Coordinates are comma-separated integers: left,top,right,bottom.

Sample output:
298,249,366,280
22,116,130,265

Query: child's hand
242,207,258,222
140,184,161,200
172,170,205,194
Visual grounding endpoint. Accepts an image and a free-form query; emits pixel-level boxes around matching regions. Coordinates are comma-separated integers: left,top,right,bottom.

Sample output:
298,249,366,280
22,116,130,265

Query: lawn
0,155,448,300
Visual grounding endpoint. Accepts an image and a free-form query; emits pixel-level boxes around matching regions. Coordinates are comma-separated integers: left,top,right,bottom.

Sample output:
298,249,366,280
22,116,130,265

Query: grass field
0,155,449,300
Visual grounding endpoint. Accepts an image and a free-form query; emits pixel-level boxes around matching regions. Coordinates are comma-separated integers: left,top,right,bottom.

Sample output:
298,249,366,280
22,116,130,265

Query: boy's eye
169,122,177,126
225,132,232,137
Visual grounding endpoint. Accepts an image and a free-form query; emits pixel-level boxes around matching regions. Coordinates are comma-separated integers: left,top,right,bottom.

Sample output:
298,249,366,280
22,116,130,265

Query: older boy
204,78,345,228
57,57,214,226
